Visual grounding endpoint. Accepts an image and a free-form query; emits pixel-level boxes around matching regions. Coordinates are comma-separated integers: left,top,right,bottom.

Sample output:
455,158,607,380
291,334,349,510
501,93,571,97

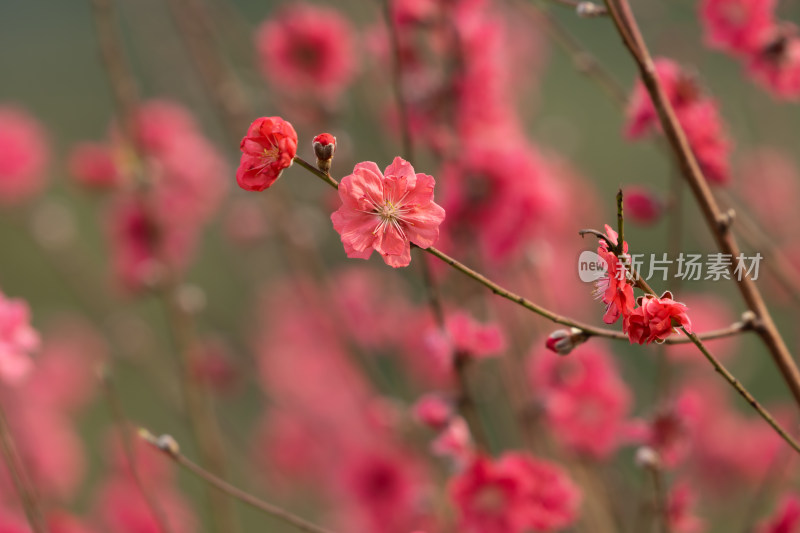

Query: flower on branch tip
236,116,298,192
593,224,635,325
623,291,693,345
545,328,588,356
312,132,336,173
331,157,446,268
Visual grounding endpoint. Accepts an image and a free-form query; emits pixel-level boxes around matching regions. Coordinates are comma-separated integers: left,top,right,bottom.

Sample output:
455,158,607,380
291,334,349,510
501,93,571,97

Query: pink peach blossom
331,157,445,267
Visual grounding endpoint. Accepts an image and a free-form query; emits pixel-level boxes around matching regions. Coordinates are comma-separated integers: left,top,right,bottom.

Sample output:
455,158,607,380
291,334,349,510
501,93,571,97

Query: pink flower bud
412,393,453,430
545,328,587,356
312,133,336,173
624,186,663,225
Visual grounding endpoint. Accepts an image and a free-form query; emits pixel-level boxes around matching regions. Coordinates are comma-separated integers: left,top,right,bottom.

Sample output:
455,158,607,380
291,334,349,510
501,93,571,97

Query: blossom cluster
701,0,800,98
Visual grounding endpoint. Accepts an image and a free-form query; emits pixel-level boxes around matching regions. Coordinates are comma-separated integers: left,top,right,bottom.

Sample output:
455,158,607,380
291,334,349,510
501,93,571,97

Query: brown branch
294,156,750,345
140,430,339,533
600,0,800,408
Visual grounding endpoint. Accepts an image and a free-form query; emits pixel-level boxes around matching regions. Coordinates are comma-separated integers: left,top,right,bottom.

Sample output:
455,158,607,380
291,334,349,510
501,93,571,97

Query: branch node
716,208,736,233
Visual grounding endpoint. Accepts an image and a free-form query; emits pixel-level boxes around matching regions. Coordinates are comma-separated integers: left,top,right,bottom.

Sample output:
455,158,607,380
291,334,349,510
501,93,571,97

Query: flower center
262,145,280,163
377,200,401,222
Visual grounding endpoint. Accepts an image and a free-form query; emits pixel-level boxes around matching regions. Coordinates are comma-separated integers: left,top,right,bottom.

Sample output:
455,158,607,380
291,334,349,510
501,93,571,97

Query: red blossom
623,291,693,345
236,116,298,192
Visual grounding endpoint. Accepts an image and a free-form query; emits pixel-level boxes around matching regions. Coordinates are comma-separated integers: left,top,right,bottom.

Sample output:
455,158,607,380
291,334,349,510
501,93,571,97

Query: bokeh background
2,0,800,531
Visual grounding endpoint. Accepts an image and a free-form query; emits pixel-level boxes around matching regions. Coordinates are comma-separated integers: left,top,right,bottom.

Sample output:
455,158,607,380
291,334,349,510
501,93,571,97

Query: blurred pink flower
412,393,453,430
450,453,580,533
529,343,633,459
236,116,298,192
0,106,49,205
331,157,445,267
668,482,706,533
700,0,775,54
624,291,692,345
624,186,663,225
757,494,800,533
255,4,357,99
93,478,197,533
0,291,38,385
747,29,800,99
625,59,731,184
67,142,120,189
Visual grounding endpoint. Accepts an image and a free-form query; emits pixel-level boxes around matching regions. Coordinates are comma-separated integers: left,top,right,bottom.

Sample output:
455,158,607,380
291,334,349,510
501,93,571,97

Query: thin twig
89,2,239,530
647,465,671,533
601,0,800,408
381,0,415,162
294,156,749,345
140,430,339,533
164,0,250,138
294,155,800,455
100,368,175,533
510,0,627,105
0,400,47,533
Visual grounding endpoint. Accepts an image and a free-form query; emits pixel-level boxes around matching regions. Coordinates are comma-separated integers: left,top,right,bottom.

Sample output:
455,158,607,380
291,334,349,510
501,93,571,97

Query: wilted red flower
624,291,693,344
255,4,357,99
236,116,298,192
331,157,445,267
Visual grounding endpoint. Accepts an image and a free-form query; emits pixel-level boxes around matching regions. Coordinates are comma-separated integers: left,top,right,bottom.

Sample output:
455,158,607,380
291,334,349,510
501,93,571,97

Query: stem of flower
139,429,339,533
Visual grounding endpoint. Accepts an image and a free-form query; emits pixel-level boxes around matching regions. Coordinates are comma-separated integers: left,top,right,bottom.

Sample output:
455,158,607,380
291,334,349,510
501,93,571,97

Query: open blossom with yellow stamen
331,157,445,268
236,116,298,192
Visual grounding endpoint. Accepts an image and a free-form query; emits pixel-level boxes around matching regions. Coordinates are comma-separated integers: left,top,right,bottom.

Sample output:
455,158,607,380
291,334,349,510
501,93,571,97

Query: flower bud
545,327,587,356
634,446,661,469
312,133,336,173
576,1,605,17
